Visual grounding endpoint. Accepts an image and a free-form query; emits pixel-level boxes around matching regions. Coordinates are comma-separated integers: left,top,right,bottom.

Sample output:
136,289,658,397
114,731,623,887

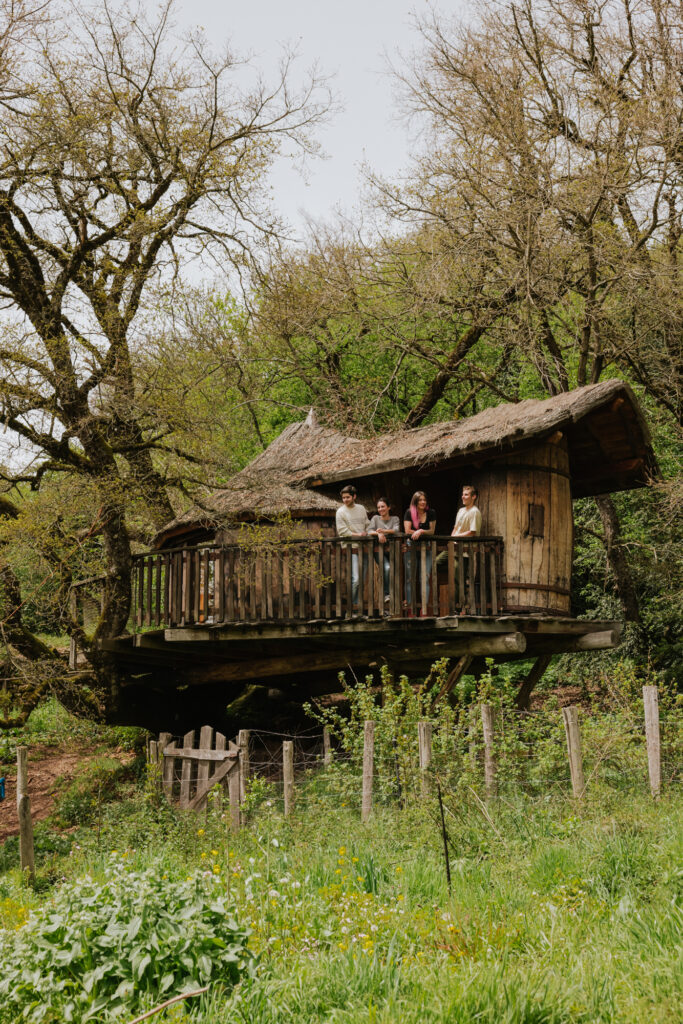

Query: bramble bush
0,863,253,1022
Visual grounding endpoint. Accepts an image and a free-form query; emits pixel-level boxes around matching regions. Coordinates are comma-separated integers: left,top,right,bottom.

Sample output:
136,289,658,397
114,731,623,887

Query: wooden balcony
133,535,505,630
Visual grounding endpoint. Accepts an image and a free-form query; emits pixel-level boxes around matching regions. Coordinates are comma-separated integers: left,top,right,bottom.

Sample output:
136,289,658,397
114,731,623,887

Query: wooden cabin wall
476,436,572,615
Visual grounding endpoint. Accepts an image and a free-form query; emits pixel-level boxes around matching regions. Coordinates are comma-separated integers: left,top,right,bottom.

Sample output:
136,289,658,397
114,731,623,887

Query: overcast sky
174,0,466,236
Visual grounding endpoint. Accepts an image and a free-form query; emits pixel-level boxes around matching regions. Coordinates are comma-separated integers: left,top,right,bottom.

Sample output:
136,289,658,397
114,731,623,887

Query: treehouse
101,380,657,729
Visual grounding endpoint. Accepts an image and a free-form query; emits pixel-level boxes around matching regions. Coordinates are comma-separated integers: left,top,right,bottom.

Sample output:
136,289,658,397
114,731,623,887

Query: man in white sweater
335,485,369,613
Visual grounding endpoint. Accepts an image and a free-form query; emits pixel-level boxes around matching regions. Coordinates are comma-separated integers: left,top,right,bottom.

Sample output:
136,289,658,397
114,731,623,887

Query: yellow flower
335,868,342,875
395,866,402,873
338,847,346,856
212,864,221,874
200,852,207,859
351,856,359,863
211,849,219,856
197,828,205,837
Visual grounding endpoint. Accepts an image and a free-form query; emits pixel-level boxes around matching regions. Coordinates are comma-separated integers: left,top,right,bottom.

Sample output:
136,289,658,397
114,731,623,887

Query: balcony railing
132,535,505,629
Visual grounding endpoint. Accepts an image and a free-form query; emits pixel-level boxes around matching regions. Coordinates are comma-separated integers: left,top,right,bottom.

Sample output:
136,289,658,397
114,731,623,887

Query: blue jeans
404,542,432,608
374,548,391,601
351,551,369,609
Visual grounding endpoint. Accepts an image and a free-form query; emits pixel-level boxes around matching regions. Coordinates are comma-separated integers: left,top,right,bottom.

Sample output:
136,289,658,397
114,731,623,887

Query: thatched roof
155,380,656,546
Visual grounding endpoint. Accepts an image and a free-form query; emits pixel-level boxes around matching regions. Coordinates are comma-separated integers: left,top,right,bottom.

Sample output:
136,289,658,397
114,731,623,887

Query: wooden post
323,726,332,766
16,747,35,881
161,735,176,800
283,740,294,817
418,721,432,796
480,705,497,799
228,742,240,830
179,729,195,810
643,686,661,799
238,729,250,803
361,720,374,822
562,706,585,799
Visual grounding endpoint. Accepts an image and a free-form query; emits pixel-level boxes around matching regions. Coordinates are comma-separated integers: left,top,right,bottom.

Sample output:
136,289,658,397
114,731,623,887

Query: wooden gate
148,726,240,824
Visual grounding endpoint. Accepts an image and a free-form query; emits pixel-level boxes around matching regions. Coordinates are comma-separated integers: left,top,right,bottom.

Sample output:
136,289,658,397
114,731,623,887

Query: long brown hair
409,490,428,530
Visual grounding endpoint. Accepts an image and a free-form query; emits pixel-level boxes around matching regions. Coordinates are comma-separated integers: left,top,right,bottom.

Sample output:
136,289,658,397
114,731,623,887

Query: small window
528,504,545,537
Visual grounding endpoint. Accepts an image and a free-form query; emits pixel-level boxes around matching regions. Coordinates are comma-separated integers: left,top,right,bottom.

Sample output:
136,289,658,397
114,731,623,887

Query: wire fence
151,695,681,817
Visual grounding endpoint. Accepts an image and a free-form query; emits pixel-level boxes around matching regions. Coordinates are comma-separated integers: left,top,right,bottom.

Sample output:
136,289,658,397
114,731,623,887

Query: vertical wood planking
249,556,257,621
420,544,428,614
361,720,374,822
197,725,213,800
562,706,585,798
643,686,661,798
161,735,176,800
179,729,195,809
346,545,353,617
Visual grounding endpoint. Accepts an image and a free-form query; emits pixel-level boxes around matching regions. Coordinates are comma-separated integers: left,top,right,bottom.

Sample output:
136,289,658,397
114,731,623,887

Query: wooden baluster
335,544,342,619
345,544,353,617
298,550,306,619
324,542,332,619
489,547,498,615
236,551,245,621
447,541,456,615
458,544,465,611
259,555,268,620
248,556,257,620
217,549,225,623
273,552,283,620
409,542,417,617
468,545,477,615
430,539,437,616
203,548,211,622
366,539,374,617
314,542,322,618
420,544,428,615
286,551,295,619
136,559,144,627
389,539,397,617
226,549,235,622
479,542,487,615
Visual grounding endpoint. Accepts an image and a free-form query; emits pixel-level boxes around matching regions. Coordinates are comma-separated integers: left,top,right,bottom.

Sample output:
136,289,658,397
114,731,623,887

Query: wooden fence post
480,704,497,799
283,740,294,817
643,686,661,799
238,729,250,803
16,747,35,881
228,741,240,830
562,706,585,799
323,726,332,766
362,720,374,822
418,721,432,796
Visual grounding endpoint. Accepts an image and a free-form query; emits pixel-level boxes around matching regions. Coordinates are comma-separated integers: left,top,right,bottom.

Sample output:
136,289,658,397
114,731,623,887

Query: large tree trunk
594,494,642,624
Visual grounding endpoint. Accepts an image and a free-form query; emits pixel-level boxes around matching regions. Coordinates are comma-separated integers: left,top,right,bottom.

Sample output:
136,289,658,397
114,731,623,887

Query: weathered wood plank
179,730,195,809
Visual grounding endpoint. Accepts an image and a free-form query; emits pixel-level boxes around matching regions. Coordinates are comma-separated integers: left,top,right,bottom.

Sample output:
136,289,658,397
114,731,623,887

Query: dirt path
0,747,129,843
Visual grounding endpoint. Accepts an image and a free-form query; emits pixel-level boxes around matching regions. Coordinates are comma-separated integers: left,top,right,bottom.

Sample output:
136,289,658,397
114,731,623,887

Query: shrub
0,863,253,1022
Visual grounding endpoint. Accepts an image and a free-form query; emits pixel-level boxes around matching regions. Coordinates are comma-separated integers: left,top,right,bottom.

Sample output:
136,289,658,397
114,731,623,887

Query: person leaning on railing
403,490,436,614
366,497,400,612
335,484,370,612
437,485,482,607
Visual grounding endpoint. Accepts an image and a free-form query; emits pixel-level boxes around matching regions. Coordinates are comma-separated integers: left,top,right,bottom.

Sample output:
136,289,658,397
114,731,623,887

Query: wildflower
211,849,219,856
212,865,221,874
197,828,205,837
271,838,280,848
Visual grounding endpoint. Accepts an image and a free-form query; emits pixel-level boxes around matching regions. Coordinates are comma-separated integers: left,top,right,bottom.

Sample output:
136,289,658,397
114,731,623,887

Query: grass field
0,690,680,1023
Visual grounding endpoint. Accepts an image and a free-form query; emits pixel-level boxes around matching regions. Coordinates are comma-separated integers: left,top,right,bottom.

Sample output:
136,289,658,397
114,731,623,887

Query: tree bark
594,494,642,624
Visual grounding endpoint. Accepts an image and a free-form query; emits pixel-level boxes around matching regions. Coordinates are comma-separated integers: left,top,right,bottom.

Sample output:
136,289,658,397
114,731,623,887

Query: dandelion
211,849,219,856
197,828,205,837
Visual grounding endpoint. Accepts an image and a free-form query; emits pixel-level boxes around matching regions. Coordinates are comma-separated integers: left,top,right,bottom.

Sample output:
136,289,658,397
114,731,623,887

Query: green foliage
0,864,253,1022
51,757,136,828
